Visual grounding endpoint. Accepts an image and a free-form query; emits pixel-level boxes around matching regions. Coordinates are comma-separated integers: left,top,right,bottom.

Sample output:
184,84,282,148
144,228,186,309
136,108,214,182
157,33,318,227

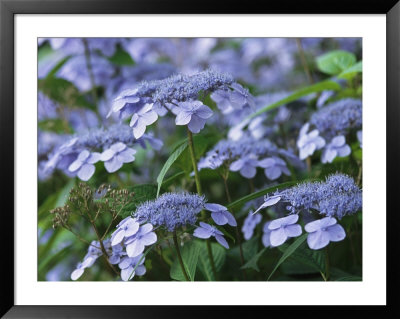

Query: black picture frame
1,0,399,317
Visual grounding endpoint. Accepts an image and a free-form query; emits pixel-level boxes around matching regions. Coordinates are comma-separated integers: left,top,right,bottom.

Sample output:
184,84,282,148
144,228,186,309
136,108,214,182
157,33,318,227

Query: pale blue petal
104,157,123,173
270,228,288,247
326,224,346,242
307,230,330,250
188,115,206,133
71,268,84,281
193,227,212,239
285,224,302,238
175,110,192,125
140,232,157,246
240,165,256,179
77,163,95,181
211,211,228,225
223,211,237,227
126,240,145,258
215,234,229,249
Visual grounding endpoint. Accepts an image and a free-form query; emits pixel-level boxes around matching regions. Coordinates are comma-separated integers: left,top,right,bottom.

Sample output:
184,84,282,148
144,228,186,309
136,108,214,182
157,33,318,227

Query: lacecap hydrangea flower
108,69,254,136
193,222,229,249
43,124,162,181
305,217,346,250
134,192,206,232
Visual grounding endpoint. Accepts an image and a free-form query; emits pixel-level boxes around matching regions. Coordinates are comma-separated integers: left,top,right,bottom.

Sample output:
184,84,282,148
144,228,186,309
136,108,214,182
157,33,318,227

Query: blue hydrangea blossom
297,123,326,160
118,254,146,281
205,203,237,226
265,215,302,247
193,222,229,249
68,150,101,181
173,100,213,133
305,217,346,250
242,211,262,240
124,223,157,258
100,142,136,173
321,135,351,163
258,156,291,180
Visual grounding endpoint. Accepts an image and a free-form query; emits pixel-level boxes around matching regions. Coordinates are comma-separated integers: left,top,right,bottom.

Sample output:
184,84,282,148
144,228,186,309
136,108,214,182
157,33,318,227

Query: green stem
187,128,217,280
296,38,314,85
173,231,190,281
223,176,246,279
325,246,330,281
187,128,202,195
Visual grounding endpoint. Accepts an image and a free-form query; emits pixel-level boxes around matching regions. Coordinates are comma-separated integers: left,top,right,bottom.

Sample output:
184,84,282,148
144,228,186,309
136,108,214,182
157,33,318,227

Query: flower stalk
187,128,217,280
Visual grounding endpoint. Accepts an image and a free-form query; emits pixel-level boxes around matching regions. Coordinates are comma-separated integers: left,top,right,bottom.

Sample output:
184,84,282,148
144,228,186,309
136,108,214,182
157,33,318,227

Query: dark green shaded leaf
156,141,188,197
170,241,200,281
241,248,266,272
196,240,226,281
268,234,307,280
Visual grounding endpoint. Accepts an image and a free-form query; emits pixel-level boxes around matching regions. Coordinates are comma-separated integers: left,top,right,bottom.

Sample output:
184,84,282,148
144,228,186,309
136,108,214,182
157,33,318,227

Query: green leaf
338,61,363,79
227,181,297,211
119,184,158,218
161,171,185,189
316,50,356,75
156,141,188,197
196,240,226,281
38,78,95,111
38,118,71,134
241,248,266,272
45,55,71,79
170,241,200,281
245,80,341,121
107,46,135,65
278,241,325,274
267,234,307,280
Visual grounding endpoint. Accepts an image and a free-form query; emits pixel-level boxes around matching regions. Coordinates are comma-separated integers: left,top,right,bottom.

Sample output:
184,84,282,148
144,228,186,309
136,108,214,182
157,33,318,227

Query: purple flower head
229,154,259,179
125,223,157,258
118,254,146,281
253,195,281,214
205,203,237,227
129,103,158,139
321,135,351,163
310,98,362,138
193,222,229,249
110,217,140,246
100,142,136,173
297,123,326,160
258,156,291,180
305,217,346,250
280,174,362,218
242,211,262,240
173,100,213,133
267,214,302,247
68,150,100,181
134,192,205,231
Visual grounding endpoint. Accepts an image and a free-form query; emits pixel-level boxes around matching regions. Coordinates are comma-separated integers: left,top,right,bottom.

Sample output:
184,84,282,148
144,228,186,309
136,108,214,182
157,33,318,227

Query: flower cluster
254,174,361,249
198,135,297,180
43,124,162,180
134,192,206,231
296,98,362,162
108,69,254,136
